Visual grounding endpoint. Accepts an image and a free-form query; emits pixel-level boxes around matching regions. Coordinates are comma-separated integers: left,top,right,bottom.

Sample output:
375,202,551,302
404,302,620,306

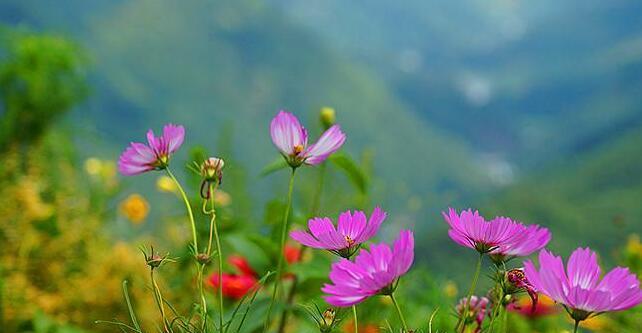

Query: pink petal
567,247,601,289
162,123,185,154
304,124,346,165
270,110,307,156
289,230,324,248
355,206,387,243
337,210,367,240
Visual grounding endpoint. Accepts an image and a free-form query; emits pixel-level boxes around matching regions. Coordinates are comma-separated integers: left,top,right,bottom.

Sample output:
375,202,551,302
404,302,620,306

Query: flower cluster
443,207,642,332
113,110,642,333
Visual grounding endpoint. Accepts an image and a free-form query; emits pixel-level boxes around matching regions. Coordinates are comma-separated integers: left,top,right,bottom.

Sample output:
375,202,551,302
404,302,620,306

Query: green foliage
0,27,87,149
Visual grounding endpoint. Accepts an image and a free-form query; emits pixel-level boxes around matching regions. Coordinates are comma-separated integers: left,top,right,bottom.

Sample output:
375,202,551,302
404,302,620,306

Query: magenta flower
524,248,642,323
118,124,185,176
270,110,346,167
443,208,523,254
290,207,386,258
322,230,414,307
490,224,551,262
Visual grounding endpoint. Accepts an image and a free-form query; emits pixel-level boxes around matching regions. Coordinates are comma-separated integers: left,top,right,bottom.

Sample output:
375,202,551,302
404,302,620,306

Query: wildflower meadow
3,2,642,333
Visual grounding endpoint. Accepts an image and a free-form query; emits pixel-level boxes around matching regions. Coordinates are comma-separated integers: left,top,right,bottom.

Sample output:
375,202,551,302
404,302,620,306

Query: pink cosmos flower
524,247,642,323
443,208,524,254
290,207,387,258
490,224,551,262
322,230,414,307
270,110,346,167
118,124,185,176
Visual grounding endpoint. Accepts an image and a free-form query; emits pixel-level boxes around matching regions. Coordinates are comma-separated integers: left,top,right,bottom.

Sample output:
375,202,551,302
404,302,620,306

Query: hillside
419,124,642,280
273,0,642,170
0,0,493,223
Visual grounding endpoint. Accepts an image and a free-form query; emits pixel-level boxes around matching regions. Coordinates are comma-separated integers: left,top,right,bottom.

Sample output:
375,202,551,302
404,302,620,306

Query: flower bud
319,107,336,130
141,246,173,269
319,308,337,333
201,157,224,183
196,253,211,265
505,268,538,313
322,308,335,325
146,254,163,268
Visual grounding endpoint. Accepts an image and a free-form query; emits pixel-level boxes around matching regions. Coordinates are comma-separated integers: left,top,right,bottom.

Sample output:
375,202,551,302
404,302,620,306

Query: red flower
228,255,257,276
208,273,257,300
284,244,302,264
207,254,259,300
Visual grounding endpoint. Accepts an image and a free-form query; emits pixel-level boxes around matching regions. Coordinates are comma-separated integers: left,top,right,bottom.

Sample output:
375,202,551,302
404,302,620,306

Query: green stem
165,168,198,252
389,293,409,332
574,320,580,333
197,264,207,329
264,168,297,332
151,270,170,332
487,286,503,333
457,253,483,333
277,163,327,333
352,305,359,333
208,183,224,333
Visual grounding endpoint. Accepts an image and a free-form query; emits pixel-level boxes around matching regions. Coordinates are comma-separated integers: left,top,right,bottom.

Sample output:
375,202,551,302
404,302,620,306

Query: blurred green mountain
273,0,642,169
0,0,493,223
420,123,642,281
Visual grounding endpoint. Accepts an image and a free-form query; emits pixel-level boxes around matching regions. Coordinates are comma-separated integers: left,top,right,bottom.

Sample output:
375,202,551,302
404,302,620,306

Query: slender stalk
166,168,207,328
487,285,503,333
278,163,327,332
389,293,409,332
352,305,359,333
457,253,483,333
208,183,224,333
264,168,297,332
165,168,198,252
573,320,580,333
197,264,207,329
151,269,170,332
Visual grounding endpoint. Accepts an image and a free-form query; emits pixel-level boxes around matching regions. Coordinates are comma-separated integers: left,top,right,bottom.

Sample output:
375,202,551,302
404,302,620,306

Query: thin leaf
428,307,439,333
235,271,274,333
329,153,368,194
260,157,288,177
122,280,143,332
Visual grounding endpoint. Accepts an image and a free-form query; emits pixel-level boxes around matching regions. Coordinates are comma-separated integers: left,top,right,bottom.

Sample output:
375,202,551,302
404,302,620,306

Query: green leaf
260,157,289,177
329,153,369,194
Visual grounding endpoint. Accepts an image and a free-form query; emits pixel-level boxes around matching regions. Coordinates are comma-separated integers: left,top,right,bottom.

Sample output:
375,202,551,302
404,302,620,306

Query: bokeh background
1,1,642,332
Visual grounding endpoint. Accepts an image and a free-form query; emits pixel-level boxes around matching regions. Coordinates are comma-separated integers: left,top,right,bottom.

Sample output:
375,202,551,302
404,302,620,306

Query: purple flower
490,224,551,262
290,207,386,258
524,247,642,322
118,124,185,176
443,208,523,254
322,230,414,307
270,110,346,167
456,296,488,332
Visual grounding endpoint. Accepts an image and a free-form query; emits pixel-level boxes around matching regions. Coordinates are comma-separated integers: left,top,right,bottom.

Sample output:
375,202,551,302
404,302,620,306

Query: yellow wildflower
444,280,458,298
84,157,103,176
626,234,642,257
156,175,178,193
119,194,149,224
